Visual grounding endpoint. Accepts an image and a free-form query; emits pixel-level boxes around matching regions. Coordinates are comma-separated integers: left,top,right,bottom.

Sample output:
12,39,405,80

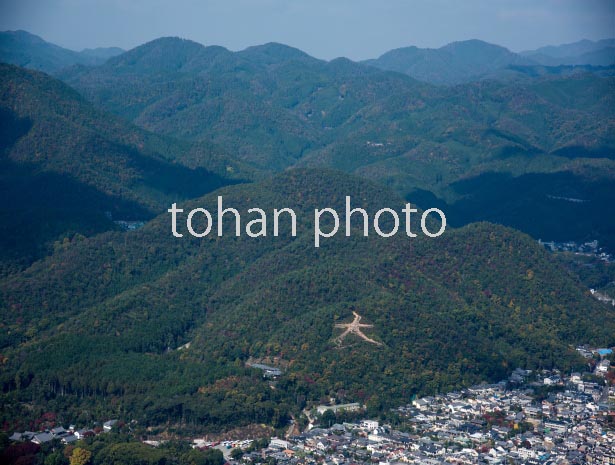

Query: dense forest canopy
0,32,613,435
1,169,613,432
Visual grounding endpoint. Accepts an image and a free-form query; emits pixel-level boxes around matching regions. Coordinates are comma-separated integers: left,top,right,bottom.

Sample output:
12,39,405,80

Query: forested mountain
0,32,614,435
363,40,537,84
364,39,615,82
297,75,615,250
58,37,426,170
521,39,615,66
1,169,612,431
0,64,246,273
0,30,124,73
57,37,615,250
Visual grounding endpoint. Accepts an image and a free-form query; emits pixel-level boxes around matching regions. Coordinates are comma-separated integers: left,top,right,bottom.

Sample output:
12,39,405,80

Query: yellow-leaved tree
70,447,92,465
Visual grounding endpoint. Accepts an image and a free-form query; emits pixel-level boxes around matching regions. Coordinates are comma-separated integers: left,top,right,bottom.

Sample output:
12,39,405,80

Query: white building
269,437,290,450
361,420,379,430
316,402,361,415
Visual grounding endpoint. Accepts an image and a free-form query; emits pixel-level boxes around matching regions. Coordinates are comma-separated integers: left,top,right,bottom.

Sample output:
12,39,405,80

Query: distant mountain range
2,32,614,257
362,39,536,85
363,38,615,84
0,30,124,73
2,30,613,83
521,38,615,67
1,32,614,262
51,35,615,251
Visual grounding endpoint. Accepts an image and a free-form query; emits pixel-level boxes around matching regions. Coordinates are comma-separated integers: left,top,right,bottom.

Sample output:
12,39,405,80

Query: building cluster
537,239,612,263
217,367,614,465
8,419,118,446
6,351,614,464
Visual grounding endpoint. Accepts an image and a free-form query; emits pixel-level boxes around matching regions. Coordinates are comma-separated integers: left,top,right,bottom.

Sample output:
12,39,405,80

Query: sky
0,0,613,60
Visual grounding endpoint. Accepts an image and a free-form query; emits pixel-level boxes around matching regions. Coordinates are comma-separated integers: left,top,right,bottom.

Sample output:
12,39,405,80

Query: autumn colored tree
69,448,91,465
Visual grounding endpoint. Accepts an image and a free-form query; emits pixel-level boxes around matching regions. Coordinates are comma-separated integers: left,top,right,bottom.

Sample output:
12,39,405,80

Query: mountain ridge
0,63,247,272
55,36,615,251
362,39,537,84
0,30,124,73
1,168,612,431
521,38,615,66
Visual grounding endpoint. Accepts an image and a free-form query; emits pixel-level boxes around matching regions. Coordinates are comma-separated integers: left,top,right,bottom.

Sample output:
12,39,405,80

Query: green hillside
1,170,612,432
0,64,246,273
57,38,615,250
1,33,614,436
59,37,426,170
297,75,615,249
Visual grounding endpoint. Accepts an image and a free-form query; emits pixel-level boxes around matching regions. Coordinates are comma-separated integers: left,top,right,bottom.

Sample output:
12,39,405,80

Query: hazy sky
1,0,613,60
